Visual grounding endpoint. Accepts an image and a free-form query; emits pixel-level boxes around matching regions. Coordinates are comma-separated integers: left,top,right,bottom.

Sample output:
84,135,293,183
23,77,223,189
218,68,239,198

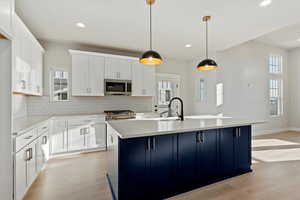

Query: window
269,79,282,116
216,83,223,107
269,55,282,73
157,80,177,106
268,55,283,116
155,74,180,114
199,79,205,101
50,70,70,102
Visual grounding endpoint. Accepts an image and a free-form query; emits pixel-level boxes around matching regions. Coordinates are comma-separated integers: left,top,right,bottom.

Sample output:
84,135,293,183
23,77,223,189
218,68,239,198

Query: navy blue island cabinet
107,125,252,200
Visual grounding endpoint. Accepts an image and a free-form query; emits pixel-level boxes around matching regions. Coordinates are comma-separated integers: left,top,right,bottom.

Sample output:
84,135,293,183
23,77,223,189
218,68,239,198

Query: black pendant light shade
139,0,163,66
197,16,218,71
140,50,163,65
197,58,218,71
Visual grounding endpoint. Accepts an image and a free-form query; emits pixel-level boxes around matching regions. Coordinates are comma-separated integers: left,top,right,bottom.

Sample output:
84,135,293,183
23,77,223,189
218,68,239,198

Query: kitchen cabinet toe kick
106,125,252,200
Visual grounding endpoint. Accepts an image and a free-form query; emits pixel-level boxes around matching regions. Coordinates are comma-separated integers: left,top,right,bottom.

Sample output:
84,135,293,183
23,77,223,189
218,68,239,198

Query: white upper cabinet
30,42,44,95
132,62,155,96
105,57,132,80
70,50,105,96
89,56,105,96
132,62,144,96
12,15,44,96
71,54,89,96
0,0,13,37
143,66,156,96
70,50,155,97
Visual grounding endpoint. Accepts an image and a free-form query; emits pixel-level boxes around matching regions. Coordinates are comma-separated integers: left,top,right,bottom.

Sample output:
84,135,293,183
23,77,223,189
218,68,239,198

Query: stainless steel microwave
104,79,132,96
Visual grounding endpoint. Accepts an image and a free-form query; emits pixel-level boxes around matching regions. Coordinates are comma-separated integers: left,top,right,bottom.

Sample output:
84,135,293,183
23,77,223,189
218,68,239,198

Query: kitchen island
106,117,263,200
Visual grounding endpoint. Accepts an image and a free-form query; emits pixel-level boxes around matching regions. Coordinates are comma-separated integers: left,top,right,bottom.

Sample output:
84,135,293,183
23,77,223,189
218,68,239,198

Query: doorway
155,73,181,115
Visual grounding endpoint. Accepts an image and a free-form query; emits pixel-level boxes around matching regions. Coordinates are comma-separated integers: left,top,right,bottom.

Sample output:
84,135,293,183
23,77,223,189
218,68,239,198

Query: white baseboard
253,128,290,136
253,127,300,136
288,127,300,132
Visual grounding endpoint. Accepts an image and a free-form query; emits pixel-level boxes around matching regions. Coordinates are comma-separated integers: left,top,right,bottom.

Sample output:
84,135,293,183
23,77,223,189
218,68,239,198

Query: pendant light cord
150,4,152,50
206,20,208,59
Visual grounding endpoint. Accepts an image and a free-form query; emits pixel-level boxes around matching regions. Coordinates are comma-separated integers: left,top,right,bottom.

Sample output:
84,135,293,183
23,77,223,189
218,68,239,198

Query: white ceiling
16,0,300,60
256,22,300,50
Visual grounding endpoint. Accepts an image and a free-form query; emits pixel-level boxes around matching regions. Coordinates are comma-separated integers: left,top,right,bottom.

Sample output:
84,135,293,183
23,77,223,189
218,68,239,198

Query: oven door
105,80,127,95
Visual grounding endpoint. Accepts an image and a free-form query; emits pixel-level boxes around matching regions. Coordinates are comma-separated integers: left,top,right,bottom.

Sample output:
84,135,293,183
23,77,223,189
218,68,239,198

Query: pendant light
139,0,163,65
197,16,218,71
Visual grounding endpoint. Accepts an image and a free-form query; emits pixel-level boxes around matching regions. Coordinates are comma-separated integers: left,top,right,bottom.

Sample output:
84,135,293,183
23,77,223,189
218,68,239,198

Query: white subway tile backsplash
27,96,153,116
13,95,27,119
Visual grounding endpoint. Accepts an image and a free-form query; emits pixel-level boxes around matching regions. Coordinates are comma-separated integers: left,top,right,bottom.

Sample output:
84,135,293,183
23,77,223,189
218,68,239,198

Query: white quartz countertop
13,113,106,136
107,116,265,139
13,115,52,135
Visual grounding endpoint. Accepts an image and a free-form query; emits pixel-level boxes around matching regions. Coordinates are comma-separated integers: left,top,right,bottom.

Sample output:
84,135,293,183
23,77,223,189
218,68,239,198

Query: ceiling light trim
260,0,272,7
76,22,86,28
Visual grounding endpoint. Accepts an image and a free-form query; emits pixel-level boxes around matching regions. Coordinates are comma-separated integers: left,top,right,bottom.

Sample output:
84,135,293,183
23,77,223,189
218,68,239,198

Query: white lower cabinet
14,140,37,200
14,122,50,200
68,124,86,152
51,120,68,154
36,133,50,172
88,123,107,149
26,141,37,187
15,148,27,200
14,117,105,200
50,117,106,155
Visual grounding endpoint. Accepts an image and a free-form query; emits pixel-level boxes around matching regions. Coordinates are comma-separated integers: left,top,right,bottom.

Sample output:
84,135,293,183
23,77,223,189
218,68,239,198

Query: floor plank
24,131,300,200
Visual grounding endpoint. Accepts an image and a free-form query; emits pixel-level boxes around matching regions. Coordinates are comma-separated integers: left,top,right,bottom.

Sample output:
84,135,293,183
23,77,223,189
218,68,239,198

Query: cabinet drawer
15,129,37,153
37,121,50,136
68,119,92,127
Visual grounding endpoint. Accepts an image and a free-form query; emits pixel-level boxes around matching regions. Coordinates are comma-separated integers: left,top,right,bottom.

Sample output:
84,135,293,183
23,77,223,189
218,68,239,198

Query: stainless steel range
104,110,136,120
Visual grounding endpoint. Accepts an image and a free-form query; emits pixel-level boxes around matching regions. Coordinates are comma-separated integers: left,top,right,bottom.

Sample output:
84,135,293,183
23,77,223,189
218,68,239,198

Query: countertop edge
13,113,106,137
108,120,266,139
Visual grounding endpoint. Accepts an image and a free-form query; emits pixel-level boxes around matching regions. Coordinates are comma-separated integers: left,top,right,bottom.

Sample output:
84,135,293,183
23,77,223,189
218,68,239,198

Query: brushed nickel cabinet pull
110,135,113,144
152,137,156,151
201,132,204,143
196,132,201,143
147,138,151,151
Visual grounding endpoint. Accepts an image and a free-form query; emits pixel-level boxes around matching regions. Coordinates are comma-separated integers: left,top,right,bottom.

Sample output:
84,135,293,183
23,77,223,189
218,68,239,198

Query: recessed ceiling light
260,0,272,7
76,22,86,28
298,38,300,42
185,44,192,48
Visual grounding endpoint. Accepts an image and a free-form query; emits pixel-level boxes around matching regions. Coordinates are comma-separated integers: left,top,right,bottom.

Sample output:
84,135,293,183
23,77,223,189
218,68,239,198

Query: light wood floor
24,131,300,200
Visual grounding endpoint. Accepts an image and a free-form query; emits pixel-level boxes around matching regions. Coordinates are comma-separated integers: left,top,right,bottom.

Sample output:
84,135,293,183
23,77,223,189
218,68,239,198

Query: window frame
268,54,283,117
216,82,223,107
269,55,282,74
198,79,206,102
50,68,70,102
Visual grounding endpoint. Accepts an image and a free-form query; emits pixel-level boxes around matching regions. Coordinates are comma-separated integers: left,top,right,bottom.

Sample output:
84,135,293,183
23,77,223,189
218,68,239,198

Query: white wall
217,41,289,135
187,60,218,115
0,39,13,200
288,47,300,130
188,41,289,135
